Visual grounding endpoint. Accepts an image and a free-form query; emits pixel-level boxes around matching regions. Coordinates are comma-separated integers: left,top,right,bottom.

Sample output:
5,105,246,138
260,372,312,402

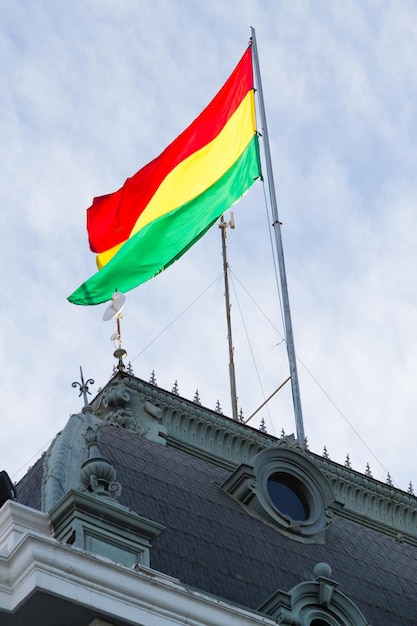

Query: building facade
1,368,417,624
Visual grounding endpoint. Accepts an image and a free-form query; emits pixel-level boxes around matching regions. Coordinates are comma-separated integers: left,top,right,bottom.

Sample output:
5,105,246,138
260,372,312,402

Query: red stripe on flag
87,47,254,254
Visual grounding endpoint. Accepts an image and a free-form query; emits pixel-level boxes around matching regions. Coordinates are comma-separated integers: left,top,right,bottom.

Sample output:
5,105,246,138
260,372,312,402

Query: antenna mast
103,291,127,371
219,214,239,421
250,26,305,445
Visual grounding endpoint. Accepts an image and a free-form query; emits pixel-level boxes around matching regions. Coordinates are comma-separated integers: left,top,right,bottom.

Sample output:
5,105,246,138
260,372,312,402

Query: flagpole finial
113,347,127,372
103,292,128,372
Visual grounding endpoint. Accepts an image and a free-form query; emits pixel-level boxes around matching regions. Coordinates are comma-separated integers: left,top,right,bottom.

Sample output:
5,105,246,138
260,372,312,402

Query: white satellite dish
103,292,126,321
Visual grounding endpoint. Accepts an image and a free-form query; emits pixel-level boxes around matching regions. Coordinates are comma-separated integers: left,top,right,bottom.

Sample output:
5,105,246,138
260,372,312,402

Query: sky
2,0,417,491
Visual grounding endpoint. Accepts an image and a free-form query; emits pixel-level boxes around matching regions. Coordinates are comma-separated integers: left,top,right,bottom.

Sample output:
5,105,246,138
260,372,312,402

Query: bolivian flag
68,46,261,305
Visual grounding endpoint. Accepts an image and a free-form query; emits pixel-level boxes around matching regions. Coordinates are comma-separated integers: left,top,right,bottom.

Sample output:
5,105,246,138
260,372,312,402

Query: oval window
266,472,310,521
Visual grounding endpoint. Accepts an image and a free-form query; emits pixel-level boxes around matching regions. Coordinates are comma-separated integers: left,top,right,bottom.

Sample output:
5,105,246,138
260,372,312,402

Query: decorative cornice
43,372,417,545
311,453,417,542
88,375,417,543
0,502,272,626
0,500,51,555
119,374,275,468
91,376,166,444
0,505,275,626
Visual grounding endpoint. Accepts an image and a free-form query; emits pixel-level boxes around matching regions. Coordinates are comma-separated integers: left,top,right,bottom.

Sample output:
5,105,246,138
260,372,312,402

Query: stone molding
89,375,417,543
223,444,335,543
45,373,417,545
0,500,52,555
259,562,370,625
92,375,166,444
0,505,275,626
49,490,164,568
41,411,96,512
312,454,417,543
119,374,273,467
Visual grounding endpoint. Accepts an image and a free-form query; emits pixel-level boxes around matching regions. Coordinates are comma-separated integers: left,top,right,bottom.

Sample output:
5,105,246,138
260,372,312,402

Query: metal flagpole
219,214,239,421
250,26,305,445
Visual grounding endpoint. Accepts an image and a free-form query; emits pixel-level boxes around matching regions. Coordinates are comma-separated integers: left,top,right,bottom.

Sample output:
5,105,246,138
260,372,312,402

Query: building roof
14,371,417,624
98,423,417,621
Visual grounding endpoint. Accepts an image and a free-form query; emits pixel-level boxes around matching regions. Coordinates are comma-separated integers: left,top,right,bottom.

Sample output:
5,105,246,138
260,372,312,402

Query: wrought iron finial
344,454,352,469
193,389,201,405
172,380,180,395
72,367,94,407
365,462,373,477
215,399,223,414
149,370,157,386
386,473,393,486
408,481,415,496
322,446,330,460
238,407,244,423
259,417,267,433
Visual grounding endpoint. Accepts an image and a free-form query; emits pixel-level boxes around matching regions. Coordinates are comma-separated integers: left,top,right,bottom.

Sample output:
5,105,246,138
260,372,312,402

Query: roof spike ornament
344,454,352,469
365,463,373,478
103,292,127,372
408,481,415,496
386,473,394,486
149,370,157,386
215,399,223,414
238,407,244,423
172,380,180,396
259,417,267,433
322,446,330,460
193,389,201,405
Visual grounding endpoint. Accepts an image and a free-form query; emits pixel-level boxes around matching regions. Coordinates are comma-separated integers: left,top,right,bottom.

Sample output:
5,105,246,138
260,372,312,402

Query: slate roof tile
16,421,417,624
97,424,417,624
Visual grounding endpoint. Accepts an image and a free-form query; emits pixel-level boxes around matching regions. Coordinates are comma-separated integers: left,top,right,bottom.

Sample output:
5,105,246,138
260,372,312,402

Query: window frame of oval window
251,446,335,540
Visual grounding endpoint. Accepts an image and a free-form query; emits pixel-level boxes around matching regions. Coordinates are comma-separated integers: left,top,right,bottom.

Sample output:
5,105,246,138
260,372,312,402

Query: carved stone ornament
275,434,304,453
91,378,164,442
80,427,122,499
276,610,302,625
92,379,135,424
259,562,370,626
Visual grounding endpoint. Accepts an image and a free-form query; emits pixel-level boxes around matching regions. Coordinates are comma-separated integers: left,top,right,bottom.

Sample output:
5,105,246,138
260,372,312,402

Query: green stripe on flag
68,136,260,306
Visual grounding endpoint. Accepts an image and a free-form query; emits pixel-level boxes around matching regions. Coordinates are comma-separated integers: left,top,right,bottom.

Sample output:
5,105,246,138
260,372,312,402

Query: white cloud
1,1,417,492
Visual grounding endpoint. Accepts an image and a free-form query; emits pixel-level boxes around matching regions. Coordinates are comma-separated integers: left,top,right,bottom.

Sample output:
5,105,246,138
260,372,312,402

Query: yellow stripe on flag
96,91,255,269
